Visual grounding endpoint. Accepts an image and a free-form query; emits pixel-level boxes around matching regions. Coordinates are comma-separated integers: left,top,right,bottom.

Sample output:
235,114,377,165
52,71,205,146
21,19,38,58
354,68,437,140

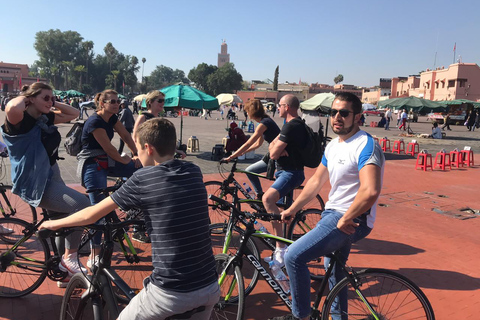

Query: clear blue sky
1,0,479,88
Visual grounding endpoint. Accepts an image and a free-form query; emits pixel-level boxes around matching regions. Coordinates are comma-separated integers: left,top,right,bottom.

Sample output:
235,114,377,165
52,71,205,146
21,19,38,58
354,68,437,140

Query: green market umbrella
160,85,219,145
64,90,85,98
437,99,480,108
300,93,335,113
53,89,65,97
378,96,444,113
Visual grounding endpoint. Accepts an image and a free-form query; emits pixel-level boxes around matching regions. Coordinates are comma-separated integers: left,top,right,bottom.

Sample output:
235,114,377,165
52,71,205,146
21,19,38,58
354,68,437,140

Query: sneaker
132,231,151,243
57,276,72,288
86,255,100,270
268,314,300,320
59,253,87,275
264,247,287,266
0,225,13,235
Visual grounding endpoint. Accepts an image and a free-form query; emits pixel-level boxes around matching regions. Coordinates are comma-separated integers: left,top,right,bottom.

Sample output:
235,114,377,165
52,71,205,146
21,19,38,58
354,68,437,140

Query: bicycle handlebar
208,194,282,221
36,219,144,239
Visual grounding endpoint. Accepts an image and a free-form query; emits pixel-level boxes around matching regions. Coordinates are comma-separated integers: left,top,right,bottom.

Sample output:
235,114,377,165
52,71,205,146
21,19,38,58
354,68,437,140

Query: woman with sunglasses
132,90,186,159
77,89,141,259
1,83,91,286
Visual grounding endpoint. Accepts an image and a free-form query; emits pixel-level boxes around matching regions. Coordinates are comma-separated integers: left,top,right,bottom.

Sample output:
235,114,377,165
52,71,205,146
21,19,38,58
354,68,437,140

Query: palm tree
74,65,86,89
142,57,146,84
82,41,94,86
111,70,120,91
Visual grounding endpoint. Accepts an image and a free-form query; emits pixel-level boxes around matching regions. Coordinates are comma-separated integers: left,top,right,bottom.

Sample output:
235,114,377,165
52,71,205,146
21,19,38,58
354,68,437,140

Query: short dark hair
283,94,299,109
136,118,176,157
334,92,362,114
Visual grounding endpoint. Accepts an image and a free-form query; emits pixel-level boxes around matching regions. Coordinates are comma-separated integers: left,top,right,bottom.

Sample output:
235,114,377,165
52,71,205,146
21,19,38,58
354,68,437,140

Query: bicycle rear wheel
213,254,245,320
0,185,37,224
205,181,236,225
321,269,435,320
293,186,325,211
287,209,325,281
210,223,260,298
0,217,49,297
60,273,116,320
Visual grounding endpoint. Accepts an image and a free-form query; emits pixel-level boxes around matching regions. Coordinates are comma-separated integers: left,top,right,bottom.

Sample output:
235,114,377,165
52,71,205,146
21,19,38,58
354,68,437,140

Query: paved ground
0,109,479,319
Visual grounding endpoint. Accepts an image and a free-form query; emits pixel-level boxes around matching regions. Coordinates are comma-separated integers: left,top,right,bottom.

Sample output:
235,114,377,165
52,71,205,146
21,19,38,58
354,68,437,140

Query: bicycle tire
60,273,116,320
210,223,260,298
0,217,50,297
0,185,37,224
213,253,245,320
287,209,325,281
321,268,435,320
205,181,237,225
293,186,325,211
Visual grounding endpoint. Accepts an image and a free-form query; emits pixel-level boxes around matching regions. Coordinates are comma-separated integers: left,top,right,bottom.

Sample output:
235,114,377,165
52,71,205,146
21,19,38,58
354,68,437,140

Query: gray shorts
118,279,220,320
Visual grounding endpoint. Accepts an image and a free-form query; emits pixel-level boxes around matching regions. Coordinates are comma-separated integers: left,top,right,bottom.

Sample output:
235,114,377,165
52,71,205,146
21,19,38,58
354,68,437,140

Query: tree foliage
273,65,279,91
188,62,242,96
149,65,189,90
188,63,218,94
334,74,344,84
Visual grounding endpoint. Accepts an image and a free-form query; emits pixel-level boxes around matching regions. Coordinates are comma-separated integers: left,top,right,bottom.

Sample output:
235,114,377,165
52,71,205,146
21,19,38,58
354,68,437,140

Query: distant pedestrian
396,109,401,127
271,104,277,118
466,110,476,131
132,100,139,114
441,113,452,131
118,100,135,154
384,108,392,130
398,109,407,131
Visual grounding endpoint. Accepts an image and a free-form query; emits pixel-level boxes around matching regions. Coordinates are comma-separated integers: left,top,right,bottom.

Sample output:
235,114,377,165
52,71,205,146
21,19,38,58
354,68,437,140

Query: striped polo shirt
111,160,217,292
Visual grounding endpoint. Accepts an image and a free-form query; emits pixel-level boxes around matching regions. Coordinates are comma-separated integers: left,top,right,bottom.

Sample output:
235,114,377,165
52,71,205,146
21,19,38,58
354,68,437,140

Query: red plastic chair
460,150,474,167
406,142,419,157
415,153,433,171
380,138,391,152
392,140,405,154
434,151,451,171
449,150,463,168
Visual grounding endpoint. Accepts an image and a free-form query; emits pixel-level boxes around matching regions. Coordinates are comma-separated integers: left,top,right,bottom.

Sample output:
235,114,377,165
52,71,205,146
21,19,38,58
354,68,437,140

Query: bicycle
38,220,206,320
205,159,324,226
210,195,435,320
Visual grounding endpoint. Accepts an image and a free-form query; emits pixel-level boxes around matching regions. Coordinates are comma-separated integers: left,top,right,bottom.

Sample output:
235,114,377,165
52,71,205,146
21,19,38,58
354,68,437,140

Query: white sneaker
0,225,13,235
86,255,100,270
264,247,287,266
59,253,87,275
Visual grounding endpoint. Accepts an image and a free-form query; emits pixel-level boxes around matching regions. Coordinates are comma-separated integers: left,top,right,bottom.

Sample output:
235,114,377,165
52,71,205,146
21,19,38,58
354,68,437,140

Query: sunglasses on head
330,109,354,118
42,95,55,103
103,99,122,104
157,98,165,103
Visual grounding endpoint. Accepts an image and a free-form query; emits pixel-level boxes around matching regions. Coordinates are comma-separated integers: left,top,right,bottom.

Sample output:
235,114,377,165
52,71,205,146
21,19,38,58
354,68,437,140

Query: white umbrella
216,93,243,105
362,103,377,110
300,93,335,113
134,94,147,102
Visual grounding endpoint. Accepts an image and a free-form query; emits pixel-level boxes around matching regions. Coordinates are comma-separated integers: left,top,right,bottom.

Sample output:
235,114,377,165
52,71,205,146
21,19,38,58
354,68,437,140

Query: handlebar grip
271,213,283,221
36,228,56,239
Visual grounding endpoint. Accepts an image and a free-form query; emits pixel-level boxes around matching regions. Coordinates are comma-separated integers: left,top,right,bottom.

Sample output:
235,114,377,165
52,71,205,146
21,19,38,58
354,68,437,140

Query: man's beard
331,121,355,135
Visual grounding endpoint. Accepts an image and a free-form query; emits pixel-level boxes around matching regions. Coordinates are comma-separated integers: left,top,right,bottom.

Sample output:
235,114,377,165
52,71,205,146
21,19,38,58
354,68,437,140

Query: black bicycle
210,195,435,320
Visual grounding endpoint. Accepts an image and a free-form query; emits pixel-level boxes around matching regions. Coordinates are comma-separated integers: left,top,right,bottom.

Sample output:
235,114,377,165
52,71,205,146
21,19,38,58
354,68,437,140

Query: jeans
118,128,133,154
245,159,268,194
385,119,390,130
82,158,138,246
284,209,372,319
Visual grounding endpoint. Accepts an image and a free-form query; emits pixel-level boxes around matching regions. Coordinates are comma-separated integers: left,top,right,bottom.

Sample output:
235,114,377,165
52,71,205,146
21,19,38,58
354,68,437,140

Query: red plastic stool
460,149,474,167
392,140,405,154
449,150,463,168
380,138,391,152
370,121,378,127
415,152,433,171
373,137,379,145
434,151,451,170
406,141,419,157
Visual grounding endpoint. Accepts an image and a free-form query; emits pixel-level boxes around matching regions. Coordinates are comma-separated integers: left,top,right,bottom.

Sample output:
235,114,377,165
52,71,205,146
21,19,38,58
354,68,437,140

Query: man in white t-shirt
398,109,407,131
384,108,392,130
270,93,385,320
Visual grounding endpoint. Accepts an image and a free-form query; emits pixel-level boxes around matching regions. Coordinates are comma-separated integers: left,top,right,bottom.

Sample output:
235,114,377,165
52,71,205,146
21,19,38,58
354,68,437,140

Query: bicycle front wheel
0,185,37,224
213,253,245,320
287,209,324,280
293,186,325,211
210,223,260,298
60,273,117,320
205,181,236,225
0,217,49,297
321,269,435,320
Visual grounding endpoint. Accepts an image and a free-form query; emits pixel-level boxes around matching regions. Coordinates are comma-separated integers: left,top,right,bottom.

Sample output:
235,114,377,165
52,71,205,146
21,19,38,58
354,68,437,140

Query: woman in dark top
225,99,281,198
78,89,141,260
1,83,91,287
132,90,165,142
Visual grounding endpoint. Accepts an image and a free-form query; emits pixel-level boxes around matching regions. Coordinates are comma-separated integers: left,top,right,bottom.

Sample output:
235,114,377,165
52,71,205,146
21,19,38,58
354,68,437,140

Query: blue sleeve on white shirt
321,154,327,167
358,136,375,171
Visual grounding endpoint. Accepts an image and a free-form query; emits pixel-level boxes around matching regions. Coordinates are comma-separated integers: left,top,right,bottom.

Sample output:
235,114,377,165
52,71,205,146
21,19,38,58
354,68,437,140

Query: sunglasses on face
156,98,165,103
103,99,121,104
41,95,55,103
330,109,354,118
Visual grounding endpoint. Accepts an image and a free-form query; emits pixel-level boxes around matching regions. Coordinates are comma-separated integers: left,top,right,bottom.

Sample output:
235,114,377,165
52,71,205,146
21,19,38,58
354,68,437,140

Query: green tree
150,65,189,89
206,63,243,96
273,65,279,91
82,41,94,86
34,29,85,89
188,63,217,93
74,65,86,89
104,42,118,72
334,74,344,84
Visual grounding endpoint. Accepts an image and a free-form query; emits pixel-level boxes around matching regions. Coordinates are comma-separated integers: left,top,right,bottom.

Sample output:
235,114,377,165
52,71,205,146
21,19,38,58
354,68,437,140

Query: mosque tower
217,40,230,68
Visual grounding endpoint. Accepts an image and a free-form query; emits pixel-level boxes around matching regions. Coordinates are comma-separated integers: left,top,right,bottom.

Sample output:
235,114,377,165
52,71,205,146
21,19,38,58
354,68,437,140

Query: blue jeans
385,119,390,130
83,158,138,246
271,169,304,207
245,159,268,194
284,210,372,319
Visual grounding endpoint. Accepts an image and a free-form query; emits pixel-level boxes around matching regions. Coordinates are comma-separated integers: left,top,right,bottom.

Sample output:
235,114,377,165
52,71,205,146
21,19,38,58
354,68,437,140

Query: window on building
459,79,467,87
425,82,430,89
448,80,455,88
442,82,445,88
436,82,439,89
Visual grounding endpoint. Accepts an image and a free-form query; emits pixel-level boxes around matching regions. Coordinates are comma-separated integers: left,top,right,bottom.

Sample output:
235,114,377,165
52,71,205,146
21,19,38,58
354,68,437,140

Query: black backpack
294,118,325,168
64,121,85,156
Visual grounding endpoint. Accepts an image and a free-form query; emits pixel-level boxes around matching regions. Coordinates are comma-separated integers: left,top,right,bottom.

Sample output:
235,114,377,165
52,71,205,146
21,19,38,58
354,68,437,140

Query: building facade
0,62,38,94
